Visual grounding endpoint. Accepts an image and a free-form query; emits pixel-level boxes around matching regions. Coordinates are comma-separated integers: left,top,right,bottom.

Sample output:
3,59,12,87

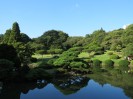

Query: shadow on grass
37,57,53,67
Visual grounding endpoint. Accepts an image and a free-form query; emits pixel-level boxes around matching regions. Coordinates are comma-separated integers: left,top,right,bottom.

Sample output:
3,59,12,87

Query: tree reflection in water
0,72,133,99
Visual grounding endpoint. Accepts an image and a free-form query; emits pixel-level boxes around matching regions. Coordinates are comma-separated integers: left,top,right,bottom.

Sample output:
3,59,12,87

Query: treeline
1,22,133,56
27,25,133,57
0,22,133,81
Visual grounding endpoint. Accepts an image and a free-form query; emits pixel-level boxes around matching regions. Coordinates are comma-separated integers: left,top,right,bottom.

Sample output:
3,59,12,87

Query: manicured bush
47,59,56,66
53,58,70,67
92,59,102,72
53,50,80,67
107,52,113,55
103,59,114,70
118,60,130,71
92,59,101,67
54,49,63,54
110,54,119,59
70,61,87,68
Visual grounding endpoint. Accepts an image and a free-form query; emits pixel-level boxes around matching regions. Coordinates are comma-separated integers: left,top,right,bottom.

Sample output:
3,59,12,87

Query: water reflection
0,73,133,99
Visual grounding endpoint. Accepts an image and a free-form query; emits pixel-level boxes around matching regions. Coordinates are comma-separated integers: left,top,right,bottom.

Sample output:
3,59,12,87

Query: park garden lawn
79,51,123,67
30,54,53,68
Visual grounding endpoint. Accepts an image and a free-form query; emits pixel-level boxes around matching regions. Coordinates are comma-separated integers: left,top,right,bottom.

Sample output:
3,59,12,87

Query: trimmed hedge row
91,59,130,71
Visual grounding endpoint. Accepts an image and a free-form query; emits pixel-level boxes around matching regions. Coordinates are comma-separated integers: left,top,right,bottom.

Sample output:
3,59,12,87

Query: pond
0,73,133,99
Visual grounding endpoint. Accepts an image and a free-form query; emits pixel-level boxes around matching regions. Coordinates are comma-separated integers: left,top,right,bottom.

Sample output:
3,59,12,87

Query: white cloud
122,24,129,29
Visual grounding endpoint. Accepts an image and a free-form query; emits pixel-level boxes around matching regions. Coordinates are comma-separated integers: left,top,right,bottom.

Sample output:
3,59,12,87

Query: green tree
118,60,129,72
34,30,68,50
63,36,84,49
20,33,31,43
2,29,11,43
53,50,80,67
0,44,21,68
123,43,133,57
14,42,33,66
9,22,21,43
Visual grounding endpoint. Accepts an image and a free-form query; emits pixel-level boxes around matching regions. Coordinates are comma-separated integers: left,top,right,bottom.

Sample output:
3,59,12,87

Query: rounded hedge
103,59,114,70
107,52,113,55
92,59,102,72
110,54,119,59
92,59,101,67
70,61,87,68
47,59,56,66
118,60,130,71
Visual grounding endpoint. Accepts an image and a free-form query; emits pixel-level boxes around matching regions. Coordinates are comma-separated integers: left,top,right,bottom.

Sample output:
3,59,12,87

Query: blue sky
0,0,133,38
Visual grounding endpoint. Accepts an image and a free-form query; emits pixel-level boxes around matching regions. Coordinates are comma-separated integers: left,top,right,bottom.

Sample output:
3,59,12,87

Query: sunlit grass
30,54,53,68
92,54,110,61
78,52,90,58
32,54,53,59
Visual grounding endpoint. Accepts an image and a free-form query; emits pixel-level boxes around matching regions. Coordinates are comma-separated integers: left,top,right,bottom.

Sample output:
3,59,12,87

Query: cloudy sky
0,0,133,38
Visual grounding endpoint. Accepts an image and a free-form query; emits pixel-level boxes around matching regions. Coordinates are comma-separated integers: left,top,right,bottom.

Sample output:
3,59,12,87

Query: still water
0,73,132,99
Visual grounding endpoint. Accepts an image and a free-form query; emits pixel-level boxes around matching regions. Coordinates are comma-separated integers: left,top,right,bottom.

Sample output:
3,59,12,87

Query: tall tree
9,22,21,43
2,29,11,43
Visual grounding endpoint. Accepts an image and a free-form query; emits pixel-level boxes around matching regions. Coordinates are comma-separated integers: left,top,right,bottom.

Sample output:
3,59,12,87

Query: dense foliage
1,22,133,81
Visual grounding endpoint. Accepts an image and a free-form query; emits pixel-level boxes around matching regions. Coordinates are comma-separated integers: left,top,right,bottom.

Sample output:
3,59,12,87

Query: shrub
54,49,63,54
107,52,113,55
129,60,133,69
118,60,130,71
0,59,14,69
30,57,37,63
92,59,101,67
26,68,52,80
110,54,119,59
92,59,102,72
53,50,80,67
47,59,56,66
103,59,114,70
53,58,69,66
0,59,14,79
70,61,87,68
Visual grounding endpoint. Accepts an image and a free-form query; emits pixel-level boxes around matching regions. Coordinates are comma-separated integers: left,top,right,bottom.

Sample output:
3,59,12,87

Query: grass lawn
92,54,110,61
30,54,53,68
78,52,90,58
79,51,124,67
32,54,53,59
